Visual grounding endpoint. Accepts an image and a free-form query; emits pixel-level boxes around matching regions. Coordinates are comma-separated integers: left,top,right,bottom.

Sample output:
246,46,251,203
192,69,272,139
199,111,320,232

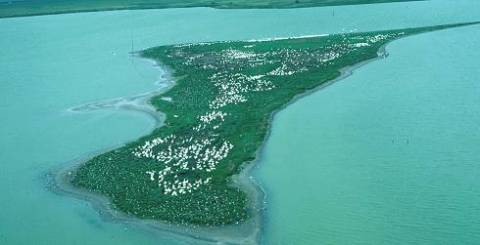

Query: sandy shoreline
49,54,262,244
49,39,392,244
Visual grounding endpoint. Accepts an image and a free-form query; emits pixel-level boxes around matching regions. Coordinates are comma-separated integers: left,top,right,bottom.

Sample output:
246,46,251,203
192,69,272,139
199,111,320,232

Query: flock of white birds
133,33,398,196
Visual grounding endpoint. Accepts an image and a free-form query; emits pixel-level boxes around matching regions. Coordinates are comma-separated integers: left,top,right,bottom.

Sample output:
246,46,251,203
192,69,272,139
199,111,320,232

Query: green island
69,22,479,226
0,0,424,18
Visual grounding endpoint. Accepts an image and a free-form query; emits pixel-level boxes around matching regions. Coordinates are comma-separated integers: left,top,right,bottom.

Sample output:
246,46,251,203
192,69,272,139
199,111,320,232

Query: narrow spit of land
0,0,424,19
68,22,479,227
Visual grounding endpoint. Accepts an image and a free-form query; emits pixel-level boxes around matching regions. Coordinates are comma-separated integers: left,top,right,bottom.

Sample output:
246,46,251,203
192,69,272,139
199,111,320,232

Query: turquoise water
1,0,480,244
255,25,480,244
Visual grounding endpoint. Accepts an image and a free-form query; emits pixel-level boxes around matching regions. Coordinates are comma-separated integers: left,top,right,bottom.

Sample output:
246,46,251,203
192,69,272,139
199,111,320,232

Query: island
0,0,424,19
60,22,479,229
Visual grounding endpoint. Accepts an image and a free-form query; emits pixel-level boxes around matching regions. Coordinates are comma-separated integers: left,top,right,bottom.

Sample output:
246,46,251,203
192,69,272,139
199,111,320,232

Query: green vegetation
0,0,424,18
70,22,479,226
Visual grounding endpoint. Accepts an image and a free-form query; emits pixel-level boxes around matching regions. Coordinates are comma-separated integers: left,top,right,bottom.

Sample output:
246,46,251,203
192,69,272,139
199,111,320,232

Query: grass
70,22,480,226
0,0,425,18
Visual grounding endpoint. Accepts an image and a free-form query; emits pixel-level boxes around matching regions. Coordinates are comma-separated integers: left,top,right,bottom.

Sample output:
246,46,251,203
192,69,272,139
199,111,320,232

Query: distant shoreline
0,0,425,19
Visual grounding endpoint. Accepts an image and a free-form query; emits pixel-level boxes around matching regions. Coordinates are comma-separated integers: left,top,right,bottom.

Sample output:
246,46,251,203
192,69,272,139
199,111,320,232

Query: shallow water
1,0,480,244
255,24,480,245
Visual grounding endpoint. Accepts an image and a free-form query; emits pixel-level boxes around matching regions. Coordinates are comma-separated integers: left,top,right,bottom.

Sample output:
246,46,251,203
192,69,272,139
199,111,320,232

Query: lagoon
1,0,480,244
